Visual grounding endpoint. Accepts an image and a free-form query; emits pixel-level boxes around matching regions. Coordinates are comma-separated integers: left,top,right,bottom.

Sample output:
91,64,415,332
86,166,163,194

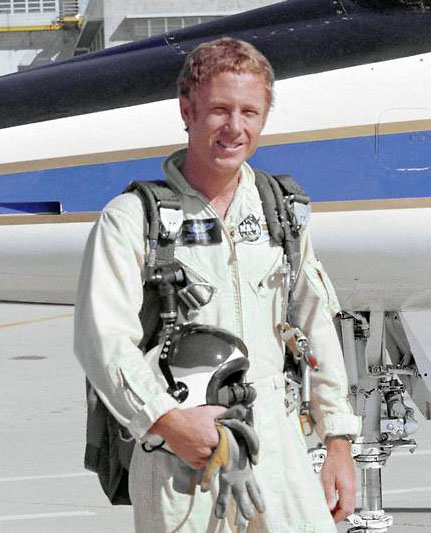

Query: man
75,38,361,532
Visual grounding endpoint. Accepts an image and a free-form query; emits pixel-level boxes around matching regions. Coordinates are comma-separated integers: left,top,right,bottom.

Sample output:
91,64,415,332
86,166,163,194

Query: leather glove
201,419,265,530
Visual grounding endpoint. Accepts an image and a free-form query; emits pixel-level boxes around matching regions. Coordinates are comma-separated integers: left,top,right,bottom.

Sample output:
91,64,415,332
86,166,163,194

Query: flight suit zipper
200,200,244,339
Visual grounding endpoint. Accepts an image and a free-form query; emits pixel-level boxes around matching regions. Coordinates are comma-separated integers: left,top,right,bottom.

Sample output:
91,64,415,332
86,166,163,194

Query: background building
0,0,82,75
0,0,278,74
73,0,279,54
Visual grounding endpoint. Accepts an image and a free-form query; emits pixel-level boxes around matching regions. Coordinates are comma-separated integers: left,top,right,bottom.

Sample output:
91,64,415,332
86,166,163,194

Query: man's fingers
206,405,228,419
323,476,356,522
331,482,356,522
190,455,211,470
322,439,356,521
331,499,355,523
217,404,248,421
322,477,355,520
321,473,337,511
202,405,226,448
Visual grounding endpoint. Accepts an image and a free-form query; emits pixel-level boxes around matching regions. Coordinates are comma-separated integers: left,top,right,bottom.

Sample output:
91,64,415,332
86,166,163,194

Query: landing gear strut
338,311,419,532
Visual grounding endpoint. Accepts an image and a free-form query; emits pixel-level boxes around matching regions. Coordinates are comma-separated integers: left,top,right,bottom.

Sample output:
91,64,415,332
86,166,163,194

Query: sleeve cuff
314,413,362,442
127,392,179,442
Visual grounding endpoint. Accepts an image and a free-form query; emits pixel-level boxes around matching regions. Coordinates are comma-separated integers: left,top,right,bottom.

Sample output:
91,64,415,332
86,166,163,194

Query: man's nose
225,112,242,135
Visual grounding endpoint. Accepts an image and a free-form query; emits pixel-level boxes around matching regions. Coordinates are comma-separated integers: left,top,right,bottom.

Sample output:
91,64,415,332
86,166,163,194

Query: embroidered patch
181,218,222,245
238,214,262,242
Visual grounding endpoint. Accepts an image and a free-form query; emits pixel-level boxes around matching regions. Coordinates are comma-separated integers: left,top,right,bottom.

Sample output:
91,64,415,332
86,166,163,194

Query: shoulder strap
254,170,310,280
123,180,185,350
123,180,183,269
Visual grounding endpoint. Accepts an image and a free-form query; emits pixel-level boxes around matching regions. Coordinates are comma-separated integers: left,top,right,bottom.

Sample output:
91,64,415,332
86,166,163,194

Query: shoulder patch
237,213,270,244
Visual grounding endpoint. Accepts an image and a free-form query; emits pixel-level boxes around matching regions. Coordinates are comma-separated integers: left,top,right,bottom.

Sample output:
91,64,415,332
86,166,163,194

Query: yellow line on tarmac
0,313,73,329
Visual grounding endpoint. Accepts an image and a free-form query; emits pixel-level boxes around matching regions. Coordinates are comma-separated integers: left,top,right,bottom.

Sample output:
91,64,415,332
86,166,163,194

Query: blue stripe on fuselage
1,130,430,213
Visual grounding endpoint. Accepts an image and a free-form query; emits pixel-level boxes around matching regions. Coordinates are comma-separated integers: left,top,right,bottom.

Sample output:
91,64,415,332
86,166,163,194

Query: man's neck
182,156,241,219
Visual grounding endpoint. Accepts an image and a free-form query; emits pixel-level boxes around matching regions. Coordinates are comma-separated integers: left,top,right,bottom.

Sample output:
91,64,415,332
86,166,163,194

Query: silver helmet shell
147,323,250,410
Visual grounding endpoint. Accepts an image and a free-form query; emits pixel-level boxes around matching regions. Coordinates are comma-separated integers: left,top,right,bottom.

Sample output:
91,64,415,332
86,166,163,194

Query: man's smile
216,140,244,151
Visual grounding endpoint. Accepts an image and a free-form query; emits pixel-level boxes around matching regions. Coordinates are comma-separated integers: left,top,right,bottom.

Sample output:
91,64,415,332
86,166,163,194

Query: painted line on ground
0,312,73,329
383,487,431,495
0,511,96,521
0,472,94,482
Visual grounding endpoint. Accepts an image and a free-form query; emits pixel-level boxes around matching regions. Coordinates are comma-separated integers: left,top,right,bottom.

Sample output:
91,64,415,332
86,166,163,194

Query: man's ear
179,95,194,131
179,95,192,127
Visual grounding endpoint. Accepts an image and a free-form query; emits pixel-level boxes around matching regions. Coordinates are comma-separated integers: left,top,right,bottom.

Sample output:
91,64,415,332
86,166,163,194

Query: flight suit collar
162,148,256,198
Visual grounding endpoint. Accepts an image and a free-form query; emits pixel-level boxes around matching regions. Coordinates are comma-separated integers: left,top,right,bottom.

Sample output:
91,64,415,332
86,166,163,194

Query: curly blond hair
177,37,274,108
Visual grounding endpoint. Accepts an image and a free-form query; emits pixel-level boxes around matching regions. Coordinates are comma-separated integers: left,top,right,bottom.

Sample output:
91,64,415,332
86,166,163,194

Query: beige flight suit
74,149,361,533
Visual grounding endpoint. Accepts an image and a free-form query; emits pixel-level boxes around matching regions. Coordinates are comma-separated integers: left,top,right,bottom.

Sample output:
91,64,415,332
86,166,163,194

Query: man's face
180,71,268,178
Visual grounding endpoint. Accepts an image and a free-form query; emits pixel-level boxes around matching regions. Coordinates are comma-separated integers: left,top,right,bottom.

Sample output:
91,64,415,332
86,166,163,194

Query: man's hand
321,437,356,523
149,405,226,469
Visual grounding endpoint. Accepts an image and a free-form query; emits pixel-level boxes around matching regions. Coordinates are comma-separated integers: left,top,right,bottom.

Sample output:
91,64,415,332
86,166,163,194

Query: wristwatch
324,435,352,445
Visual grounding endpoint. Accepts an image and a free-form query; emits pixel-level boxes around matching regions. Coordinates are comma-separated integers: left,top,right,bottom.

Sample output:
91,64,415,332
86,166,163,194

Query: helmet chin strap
148,259,255,410
159,336,190,403
145,261,190,403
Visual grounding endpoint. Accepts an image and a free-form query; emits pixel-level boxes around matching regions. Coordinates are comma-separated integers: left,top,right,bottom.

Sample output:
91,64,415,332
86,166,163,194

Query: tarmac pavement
0,302,430,533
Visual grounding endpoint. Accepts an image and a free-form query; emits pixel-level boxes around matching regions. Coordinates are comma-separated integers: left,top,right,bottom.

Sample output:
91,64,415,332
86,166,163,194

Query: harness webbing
124,180,184,349
124,180,181,267
254,170,309,296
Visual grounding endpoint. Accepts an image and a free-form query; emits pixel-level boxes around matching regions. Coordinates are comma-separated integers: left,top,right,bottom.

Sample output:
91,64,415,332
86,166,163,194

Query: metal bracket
291,201,310,232
177,282,215,310
347,512,393,532
308,445,327,475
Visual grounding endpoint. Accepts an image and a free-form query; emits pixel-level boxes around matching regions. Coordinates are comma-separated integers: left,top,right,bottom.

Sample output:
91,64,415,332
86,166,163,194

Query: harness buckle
177,282,215,311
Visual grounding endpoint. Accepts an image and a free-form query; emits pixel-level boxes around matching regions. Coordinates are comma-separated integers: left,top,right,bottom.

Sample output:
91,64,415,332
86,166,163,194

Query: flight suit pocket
303,258,341,322
251,256,285,344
